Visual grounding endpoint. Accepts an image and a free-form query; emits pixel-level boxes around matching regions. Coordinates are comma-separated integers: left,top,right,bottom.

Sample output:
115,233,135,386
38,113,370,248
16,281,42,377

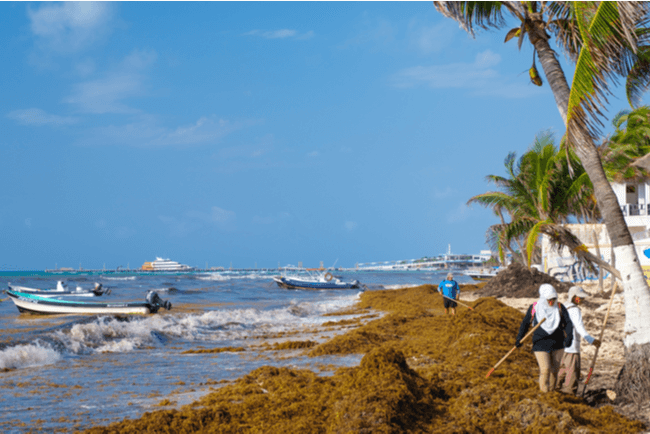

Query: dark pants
443,298,457,309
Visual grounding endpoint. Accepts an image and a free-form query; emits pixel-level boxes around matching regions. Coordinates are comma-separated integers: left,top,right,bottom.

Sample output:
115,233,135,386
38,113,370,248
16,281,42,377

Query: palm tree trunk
532,30,650,404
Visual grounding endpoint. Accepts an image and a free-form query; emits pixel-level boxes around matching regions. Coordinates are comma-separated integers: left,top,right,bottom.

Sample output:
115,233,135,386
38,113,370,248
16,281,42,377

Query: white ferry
141,257,194,272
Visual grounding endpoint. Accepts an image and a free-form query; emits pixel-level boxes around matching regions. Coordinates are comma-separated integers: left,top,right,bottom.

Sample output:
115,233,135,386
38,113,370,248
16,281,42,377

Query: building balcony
621,203,649,216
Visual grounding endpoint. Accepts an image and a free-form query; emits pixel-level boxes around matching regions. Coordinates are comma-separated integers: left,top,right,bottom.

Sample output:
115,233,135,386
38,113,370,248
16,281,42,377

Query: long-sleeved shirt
438,279,459,299
564,302,595,354
515,303,573,352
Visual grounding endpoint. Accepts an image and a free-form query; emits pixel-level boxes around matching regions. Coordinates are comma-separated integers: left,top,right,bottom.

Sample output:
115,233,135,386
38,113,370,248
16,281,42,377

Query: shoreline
83,283,647,433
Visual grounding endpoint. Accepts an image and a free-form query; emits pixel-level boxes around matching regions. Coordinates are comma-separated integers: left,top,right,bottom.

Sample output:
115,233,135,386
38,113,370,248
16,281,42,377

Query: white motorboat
8,281,110,297
273,267,362,290
5,289,171,315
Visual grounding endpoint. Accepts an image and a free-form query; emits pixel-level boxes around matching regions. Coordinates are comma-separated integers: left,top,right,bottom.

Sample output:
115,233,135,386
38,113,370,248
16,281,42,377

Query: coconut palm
601,105,650,182
435,1,650,402
469,131,596,268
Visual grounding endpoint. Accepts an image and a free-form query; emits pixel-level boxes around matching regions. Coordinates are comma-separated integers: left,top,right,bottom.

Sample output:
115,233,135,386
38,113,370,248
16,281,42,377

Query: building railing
621,203,650,216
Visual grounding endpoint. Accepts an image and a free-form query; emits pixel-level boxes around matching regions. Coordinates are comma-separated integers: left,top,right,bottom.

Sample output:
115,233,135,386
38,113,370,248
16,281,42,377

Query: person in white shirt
556,285,601,394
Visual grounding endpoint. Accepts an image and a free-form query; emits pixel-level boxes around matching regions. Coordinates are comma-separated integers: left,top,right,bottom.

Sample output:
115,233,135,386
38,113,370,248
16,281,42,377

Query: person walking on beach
515,283,573,393
438,272,459,315
556,286,601,394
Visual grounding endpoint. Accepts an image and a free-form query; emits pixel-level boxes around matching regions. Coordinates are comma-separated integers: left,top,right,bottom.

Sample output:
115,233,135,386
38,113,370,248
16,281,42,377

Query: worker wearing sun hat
556,285,601,394
515,283,574,392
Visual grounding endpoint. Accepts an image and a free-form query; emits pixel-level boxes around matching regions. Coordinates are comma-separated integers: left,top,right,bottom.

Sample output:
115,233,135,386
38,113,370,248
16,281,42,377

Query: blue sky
0,2,642,270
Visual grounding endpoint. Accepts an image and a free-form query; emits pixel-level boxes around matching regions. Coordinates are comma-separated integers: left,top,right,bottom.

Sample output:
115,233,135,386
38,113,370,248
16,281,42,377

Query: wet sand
82,283,648,433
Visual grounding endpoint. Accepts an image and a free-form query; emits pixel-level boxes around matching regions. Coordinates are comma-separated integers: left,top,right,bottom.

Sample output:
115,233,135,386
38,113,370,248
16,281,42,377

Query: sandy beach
82,280,649,433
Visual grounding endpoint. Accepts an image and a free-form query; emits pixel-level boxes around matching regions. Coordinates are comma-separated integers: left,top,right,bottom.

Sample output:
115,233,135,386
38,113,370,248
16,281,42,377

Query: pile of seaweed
476,262,572,298
84,285,644,434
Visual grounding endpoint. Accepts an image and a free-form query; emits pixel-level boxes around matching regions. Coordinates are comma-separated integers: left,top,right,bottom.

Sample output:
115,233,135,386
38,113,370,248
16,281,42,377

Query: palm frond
626,46,650,107
433,1,506,37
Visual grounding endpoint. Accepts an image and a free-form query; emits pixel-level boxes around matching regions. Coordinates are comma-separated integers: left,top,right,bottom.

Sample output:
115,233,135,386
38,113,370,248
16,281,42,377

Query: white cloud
244,29,314,40
28,2,115,55
392,49,544,98
344,221,358,232
64,49,157,114
24,218,32,228
307,151,320,158
85,115,245,147
406,19,455,55
7,108,78,126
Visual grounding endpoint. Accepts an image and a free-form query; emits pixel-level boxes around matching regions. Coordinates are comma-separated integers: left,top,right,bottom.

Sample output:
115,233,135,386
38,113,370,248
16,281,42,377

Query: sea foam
0,343,61,370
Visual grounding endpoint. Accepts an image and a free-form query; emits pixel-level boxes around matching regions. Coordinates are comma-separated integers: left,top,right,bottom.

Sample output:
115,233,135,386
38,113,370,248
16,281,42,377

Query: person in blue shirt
438,272,460,315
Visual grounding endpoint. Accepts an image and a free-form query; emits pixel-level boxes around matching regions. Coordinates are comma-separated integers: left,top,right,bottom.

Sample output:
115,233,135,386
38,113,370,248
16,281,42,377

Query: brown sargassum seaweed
84,285,645,433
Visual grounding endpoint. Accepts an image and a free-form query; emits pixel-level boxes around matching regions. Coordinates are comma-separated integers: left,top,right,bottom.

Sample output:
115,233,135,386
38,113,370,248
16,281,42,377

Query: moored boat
8,281,110,297
273,267,362,290
5,289,172,315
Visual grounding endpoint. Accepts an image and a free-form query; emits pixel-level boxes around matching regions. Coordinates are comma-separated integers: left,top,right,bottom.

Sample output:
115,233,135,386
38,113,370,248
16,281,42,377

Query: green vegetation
468,131,595,266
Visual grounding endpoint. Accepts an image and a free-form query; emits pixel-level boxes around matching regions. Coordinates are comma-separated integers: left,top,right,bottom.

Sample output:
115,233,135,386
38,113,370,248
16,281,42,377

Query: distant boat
7,281,110,297
273,267,362,290
463,267,501,281
5,289,172,315
141,257,194,272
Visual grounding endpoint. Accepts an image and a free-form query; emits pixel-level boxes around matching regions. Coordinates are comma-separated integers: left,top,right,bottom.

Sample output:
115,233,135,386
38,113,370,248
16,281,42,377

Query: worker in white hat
515,283,574,393
556,285,601,394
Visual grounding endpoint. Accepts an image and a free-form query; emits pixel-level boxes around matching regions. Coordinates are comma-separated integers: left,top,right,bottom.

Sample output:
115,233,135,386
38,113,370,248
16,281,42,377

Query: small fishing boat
5,289,172,315
8,281,110,297
273,267,362,290
463,267,501,281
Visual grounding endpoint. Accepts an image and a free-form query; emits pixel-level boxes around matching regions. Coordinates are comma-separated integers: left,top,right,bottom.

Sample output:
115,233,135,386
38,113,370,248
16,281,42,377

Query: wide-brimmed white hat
568,286,589,300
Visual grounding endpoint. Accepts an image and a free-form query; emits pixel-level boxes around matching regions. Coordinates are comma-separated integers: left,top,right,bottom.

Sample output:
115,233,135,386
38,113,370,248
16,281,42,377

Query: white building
542,176,650,283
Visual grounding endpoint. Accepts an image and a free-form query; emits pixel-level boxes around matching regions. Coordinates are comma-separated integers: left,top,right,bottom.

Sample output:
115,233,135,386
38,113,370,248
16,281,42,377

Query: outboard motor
146,291,172,313
92,283,110,296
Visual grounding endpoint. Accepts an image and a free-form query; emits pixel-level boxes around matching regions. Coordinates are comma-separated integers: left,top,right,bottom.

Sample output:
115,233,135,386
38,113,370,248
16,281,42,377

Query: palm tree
469,131,597,268
601,105,650,182
435,1,650,402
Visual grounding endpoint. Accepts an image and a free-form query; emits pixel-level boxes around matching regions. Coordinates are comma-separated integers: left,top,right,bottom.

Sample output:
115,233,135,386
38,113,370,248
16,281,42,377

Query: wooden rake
486,317,546,378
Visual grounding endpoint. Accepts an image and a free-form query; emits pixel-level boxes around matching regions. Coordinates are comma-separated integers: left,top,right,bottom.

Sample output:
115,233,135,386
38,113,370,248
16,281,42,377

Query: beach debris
486,317,546,378
477,262,572,298
82,285,644,433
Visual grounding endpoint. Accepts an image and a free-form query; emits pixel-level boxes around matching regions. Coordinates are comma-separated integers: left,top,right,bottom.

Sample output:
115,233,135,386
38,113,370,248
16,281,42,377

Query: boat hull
9,285,104,297
273,276,360,290
6,290,153,315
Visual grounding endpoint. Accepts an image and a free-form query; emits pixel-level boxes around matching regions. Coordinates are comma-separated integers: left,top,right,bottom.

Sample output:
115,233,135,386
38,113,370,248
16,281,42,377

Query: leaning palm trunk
532,26,650,404
435,0,650,402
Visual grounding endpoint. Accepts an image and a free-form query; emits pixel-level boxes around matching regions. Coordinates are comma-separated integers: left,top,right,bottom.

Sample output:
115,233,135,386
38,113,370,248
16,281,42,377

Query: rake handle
439,292,474,310
486,317,546,378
